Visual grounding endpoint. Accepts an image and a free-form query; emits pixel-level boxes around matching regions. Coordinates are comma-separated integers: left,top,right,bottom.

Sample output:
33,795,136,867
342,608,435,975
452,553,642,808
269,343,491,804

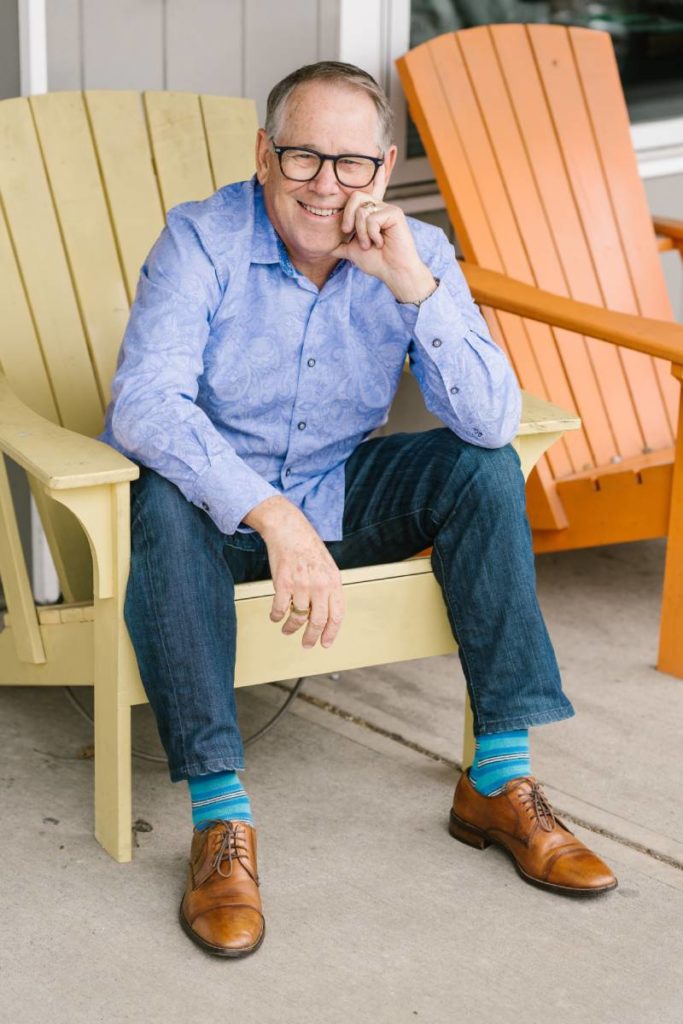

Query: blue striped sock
469,730,531,797
188,770,254,830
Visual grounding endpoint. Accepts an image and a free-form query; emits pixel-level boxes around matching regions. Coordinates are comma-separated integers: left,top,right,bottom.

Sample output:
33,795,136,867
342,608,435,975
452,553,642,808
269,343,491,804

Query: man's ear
374,144,398,197
255,129,270,185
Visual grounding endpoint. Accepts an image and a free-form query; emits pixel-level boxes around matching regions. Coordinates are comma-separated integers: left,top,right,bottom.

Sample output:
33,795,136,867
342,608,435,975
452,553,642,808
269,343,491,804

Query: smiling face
255,80,397,286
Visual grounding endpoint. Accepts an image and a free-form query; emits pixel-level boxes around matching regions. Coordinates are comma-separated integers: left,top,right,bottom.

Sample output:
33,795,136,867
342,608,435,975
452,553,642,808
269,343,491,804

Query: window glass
408,1,683,156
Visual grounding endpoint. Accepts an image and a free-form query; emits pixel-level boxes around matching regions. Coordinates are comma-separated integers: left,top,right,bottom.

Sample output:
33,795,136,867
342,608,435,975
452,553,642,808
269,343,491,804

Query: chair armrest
459,261,683,365
518,391,579,436
652,216,683,243
653,217,683,256
0,372,139,489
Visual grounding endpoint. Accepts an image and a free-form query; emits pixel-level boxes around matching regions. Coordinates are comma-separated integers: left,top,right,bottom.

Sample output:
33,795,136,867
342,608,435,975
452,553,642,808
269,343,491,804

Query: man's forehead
279,81,380,141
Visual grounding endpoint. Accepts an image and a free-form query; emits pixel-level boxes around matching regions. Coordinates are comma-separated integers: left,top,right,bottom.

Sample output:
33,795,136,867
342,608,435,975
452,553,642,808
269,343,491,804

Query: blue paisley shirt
100,178,521,539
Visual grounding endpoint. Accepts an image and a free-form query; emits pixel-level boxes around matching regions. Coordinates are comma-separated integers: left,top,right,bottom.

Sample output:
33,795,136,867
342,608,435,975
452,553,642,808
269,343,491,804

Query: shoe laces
207,821,259,884
517,780,556,832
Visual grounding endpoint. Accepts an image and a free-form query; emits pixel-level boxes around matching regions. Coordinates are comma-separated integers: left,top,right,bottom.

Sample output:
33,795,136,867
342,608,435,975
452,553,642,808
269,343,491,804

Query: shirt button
474,429,483,438
450,386,459,394
298,421,306,430
307,358,316,367
285,467,292,477
432,338,442,348
201,501,210,511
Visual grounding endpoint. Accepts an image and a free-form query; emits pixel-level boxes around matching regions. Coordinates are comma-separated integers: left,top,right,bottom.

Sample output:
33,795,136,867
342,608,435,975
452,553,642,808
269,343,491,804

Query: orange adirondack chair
397,23,683,680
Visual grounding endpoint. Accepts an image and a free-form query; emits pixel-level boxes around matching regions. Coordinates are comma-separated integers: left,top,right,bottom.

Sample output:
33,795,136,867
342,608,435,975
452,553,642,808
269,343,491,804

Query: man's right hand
244,496,345,649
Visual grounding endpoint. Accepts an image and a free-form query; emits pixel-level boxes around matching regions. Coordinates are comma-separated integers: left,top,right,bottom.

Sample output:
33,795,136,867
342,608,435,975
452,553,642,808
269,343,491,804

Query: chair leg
93,595,133,863
45,481,136,859
462,693,475,770
658,381,683,680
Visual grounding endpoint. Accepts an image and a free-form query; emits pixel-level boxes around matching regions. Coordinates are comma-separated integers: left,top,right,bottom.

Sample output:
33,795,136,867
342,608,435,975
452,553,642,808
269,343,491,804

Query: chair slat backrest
85,91,166,306
397,24,678,484
0,96,104,438
0,90,258,601
30,91,131,411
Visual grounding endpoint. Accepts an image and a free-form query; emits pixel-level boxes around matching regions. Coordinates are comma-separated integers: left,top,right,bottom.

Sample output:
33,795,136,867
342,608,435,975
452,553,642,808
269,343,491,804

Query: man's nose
309,157,341,193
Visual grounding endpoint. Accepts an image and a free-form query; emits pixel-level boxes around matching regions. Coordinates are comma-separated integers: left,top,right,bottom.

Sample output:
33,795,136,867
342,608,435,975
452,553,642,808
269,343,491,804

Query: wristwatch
397,276,440,307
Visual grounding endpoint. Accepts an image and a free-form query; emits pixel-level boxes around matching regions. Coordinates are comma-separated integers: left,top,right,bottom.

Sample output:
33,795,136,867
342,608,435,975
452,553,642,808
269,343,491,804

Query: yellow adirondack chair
396,24,683,679
0,89,578,863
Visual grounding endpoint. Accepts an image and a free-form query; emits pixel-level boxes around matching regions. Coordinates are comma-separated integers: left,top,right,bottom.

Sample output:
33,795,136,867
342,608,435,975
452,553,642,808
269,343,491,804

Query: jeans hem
170,757,246,783
474,700,576,736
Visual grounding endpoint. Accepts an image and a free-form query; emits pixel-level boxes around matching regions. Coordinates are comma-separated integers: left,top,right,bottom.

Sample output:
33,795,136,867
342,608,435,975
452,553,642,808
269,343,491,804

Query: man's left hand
331,193,438,304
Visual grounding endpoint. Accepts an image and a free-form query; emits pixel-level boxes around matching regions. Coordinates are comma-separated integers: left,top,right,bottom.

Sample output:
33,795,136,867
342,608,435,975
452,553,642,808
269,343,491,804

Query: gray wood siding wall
46,0,340,121
0,0,20,99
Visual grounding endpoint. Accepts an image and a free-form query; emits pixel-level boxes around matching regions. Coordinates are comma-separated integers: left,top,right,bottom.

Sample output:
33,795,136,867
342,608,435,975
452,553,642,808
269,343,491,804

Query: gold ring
360,201,379,213
290,602,310,617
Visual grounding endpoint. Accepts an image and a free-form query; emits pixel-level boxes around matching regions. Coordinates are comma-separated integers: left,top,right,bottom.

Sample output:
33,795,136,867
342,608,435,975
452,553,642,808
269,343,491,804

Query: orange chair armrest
652,216,683,243
459,261,683,367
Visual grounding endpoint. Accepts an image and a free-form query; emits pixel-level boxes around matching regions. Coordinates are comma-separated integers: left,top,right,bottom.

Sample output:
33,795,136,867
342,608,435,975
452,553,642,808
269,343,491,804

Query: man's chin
296,233,344,261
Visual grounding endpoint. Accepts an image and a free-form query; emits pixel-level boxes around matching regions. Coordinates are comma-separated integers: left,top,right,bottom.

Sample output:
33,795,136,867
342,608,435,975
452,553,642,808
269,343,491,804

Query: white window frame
18,0,47,96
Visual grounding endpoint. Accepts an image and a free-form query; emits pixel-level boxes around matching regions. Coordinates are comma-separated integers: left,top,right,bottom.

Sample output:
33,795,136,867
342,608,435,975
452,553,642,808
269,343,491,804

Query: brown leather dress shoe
450,771,618,896
179,820,265,957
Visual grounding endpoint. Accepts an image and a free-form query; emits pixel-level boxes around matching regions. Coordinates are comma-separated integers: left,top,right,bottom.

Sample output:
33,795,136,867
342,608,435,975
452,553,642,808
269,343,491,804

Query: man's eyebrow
276,142,323,151
286,142,379,155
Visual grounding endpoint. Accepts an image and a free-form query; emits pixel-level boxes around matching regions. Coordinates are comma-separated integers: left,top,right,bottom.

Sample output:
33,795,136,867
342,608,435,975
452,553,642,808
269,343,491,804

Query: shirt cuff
191,455,280,535
396,264,467,342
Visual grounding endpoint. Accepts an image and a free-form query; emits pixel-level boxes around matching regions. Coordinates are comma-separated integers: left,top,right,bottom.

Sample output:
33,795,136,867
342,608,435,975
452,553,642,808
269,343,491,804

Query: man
100,61,617,959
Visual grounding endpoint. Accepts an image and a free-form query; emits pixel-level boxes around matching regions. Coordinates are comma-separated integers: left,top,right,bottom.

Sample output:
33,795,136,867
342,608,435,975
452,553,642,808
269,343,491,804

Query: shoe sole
178,900,266,958
449,810,618,897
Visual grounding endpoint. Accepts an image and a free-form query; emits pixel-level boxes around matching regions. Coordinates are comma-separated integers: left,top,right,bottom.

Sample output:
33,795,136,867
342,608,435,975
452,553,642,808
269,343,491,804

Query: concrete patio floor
1,538,682,1024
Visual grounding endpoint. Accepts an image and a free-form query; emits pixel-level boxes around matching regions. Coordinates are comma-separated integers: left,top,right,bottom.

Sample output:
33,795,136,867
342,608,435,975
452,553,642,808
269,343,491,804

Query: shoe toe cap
193,906,264,952
546,848,618,892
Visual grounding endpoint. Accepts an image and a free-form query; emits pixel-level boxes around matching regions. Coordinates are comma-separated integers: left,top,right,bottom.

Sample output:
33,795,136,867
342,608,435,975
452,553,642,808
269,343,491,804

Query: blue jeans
125,429,574,782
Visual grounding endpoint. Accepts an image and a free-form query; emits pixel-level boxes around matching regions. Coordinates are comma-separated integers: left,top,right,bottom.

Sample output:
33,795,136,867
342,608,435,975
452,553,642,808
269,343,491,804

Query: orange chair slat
476,306,570,529
487,309,576,480
528,24,671,454
480,23,621,468
568,26,679,437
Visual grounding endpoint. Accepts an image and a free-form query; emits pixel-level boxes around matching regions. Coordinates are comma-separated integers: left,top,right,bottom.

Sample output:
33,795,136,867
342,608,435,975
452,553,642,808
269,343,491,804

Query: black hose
63,676,307,764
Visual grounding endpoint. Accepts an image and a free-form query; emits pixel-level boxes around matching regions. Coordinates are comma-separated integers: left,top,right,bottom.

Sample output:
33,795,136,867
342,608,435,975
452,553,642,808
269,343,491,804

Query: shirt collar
251,178,281,266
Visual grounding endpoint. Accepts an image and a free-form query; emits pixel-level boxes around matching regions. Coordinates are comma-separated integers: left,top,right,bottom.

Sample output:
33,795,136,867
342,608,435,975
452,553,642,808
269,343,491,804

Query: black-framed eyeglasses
271,143,384,189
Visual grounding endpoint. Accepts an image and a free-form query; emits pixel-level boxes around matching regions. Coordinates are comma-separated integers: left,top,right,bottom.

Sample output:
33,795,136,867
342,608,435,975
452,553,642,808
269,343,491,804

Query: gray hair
264,61,394,152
